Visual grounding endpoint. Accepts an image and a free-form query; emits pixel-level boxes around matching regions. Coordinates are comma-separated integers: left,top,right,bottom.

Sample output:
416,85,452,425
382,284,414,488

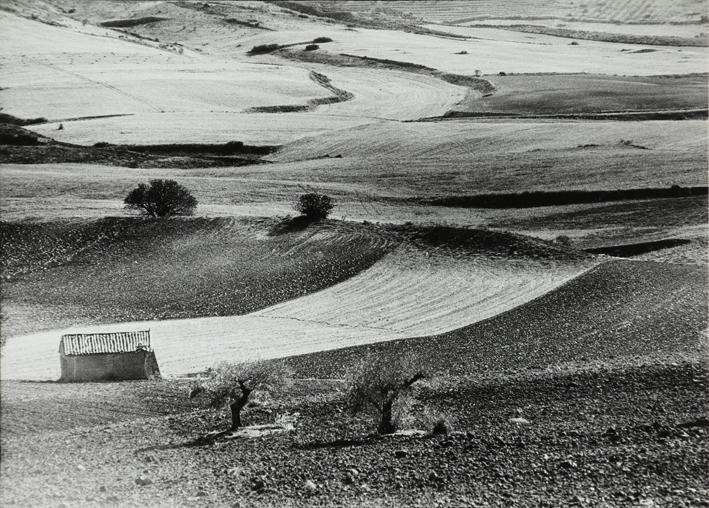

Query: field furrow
0,244,592,380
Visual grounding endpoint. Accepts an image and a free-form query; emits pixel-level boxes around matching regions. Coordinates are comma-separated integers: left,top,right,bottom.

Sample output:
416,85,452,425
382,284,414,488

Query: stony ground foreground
1,358,707,507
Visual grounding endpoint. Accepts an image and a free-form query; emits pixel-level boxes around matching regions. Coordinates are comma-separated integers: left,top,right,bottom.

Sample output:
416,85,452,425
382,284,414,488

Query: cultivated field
1,221,592,379
446,73,708,116
1,1,707,506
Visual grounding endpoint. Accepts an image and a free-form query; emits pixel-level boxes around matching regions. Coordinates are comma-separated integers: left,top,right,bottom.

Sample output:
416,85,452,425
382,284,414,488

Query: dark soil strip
108,141,279,156
248,38,333,55
585,238,692,257
0,113,47,126
417,186,708,209
0,124,279,167
247,71,353,113
470,23,709,47
223,18,271,30
341,53,496,95
431,108,709,121
278,49,496,96
100,17,169,28
38,113,134,125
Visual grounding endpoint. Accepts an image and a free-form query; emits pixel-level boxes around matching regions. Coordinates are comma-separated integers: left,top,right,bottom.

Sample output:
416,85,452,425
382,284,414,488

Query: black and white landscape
0,1,707,506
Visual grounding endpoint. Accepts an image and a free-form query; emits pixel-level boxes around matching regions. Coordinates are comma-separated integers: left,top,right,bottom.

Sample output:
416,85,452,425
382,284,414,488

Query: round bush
296,193,334,220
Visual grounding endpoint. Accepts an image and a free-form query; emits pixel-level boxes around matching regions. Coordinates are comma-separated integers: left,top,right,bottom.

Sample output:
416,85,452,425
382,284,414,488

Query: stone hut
59,330,160,382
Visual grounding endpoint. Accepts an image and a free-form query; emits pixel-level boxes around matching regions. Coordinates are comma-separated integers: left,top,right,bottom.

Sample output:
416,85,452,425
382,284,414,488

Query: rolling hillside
0,222,593,380
287,259,708,377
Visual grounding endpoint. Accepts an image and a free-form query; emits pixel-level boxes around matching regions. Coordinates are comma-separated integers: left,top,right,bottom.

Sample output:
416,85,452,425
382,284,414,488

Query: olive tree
346,353,426,435
124,179,197,217
189,360,292,431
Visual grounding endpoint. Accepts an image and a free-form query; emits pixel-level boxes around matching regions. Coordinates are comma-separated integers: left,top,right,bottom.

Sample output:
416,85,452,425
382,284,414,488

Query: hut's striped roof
59,330,152,356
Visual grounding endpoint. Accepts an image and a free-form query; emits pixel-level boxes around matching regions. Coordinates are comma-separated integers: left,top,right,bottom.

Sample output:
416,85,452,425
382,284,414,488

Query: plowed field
1,224,592,380
287,260,709,377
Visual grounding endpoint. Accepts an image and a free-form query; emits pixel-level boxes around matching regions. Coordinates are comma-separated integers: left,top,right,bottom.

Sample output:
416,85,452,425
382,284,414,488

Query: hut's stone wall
60,350,160,381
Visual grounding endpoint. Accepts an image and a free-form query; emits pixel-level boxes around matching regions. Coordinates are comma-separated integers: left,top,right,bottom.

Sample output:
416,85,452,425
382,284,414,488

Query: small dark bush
304,44,319,51
312,37,332,43
455,50,468,54
432,418,452,435
296,193,334,220
569,41,579,45
498,71,507,76
555,235,572,247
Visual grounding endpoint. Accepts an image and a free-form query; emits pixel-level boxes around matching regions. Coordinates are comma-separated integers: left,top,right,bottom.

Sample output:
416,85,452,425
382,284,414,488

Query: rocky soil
1,358,707,507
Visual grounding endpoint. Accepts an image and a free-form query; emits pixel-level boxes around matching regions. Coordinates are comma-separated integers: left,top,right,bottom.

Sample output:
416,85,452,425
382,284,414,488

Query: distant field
289,0,708,24
3,119,706,223
450,74,708,116
244,25,708,76
458,19,709,39
441,22,708,47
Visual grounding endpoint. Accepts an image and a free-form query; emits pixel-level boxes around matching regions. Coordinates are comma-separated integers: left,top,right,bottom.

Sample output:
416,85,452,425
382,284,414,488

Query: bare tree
346,353,426,435
189,360,292,431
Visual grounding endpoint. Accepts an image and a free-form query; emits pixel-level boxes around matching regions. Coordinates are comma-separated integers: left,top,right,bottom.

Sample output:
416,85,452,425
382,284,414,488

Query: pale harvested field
25,66,467,144
0,246,592,380
1,57,332,120
3,117,706,221
26,112,376,146
244,25,707,76
1,11,463,145
272,119,708,161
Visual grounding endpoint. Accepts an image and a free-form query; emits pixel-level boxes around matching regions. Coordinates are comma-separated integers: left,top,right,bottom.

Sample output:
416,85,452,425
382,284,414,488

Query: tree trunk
378,397,396,435
230,392,250,431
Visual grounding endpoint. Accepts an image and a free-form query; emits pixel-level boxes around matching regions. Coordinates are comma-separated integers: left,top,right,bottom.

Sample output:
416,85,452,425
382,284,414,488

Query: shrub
304,44,319,51
419,406,455,435
555,235,571,247
189,360,292,431
346,353,426,434
124,179,197,217
296,193,334,220
312,36,332,43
